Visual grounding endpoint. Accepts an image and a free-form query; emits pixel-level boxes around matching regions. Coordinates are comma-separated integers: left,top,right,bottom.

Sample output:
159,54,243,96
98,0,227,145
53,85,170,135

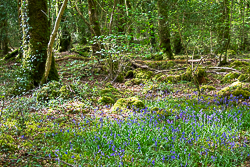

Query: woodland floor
1,50,250,166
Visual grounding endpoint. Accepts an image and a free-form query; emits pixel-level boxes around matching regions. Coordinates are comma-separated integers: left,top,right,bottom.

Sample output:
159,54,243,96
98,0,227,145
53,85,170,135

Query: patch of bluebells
42,93,250,166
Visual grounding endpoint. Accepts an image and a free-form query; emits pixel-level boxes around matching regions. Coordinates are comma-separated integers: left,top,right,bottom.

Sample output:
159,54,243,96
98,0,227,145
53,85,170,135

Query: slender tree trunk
157,0,174,59
108,0,117,35
117,0,125,34
41,0,68,85
88,0,101,54
147,6,157,52
125,0,134,43
217,0,230,66
173,31,183,55
57,1,71,52
0,3,8,55
21,0,59,86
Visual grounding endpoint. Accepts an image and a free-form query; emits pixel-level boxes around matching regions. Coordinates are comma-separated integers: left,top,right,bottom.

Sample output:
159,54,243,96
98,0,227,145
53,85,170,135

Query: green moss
200,85,216,92
217,81,247,97
221,72,240,83
134,68,154,79
166,61,176,69
232,88,250,99
143,84,159,93
59,84,76,99
35,81,62,101
125,78,146,86
0,134,18,152
151,107,160,112
3,49,19,60
125,70,134,78
115,73,125,83
238,74,250,82
227,49,236,56
230,60,249,68
99,86,121,103
154,54,163,61
98,96,115,104
111,97,145,112
153,73,163,81
182,67,192,81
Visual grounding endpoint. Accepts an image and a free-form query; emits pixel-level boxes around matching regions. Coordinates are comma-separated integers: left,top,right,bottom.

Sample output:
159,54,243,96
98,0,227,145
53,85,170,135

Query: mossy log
3,49,19,60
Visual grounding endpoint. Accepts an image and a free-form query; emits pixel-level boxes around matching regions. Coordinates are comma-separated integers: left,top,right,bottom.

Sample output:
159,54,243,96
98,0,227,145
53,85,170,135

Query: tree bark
117,0,125,34
217,0,230,66
20,0,58,86
157,0,174,60
41,0,68,85
0,3,8,55
88,0,102,54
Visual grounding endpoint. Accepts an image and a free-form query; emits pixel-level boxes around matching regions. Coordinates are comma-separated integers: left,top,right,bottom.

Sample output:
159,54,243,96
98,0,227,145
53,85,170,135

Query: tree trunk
217,0,230,66
41,0,68,85
59,16,71,52
21,0,59,86
147,3,157,53
157,0,174,60
0,3,8,55
88,0,101,54
117,0,125,34
125,0,134,44
57,1,71,52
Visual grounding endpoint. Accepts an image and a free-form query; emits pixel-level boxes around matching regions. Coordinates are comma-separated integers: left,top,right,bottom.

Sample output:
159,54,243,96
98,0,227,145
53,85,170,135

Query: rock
111,97,145,112
217,81,250,99
99,85,121,104
200,85,216,92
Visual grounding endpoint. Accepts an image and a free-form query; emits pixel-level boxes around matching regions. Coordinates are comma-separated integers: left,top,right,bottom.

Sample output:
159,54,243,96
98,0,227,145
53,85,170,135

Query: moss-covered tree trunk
88,0,101,54
117,0,125,34
217,0,230,66
173,31,183,55
21,0,58,86
0,3,8,56
157,0,174,60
